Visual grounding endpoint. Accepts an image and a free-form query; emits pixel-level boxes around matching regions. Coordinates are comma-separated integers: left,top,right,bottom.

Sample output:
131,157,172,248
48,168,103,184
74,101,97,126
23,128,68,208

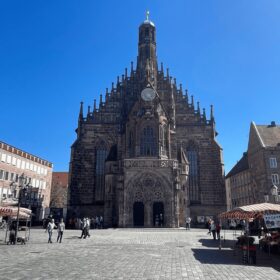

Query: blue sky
0,1,279,173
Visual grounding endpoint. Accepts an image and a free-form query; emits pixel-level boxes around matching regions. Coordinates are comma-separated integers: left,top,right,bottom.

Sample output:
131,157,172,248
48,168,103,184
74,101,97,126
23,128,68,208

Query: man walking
46,219,56,243
57,218,65,243
185,217,191,230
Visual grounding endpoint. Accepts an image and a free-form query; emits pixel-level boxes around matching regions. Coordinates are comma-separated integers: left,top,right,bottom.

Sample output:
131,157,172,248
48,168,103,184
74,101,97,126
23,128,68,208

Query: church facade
67,16,226,227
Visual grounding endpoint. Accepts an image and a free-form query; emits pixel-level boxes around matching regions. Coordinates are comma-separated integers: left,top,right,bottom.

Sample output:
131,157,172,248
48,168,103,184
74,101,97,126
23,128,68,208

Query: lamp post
14,173,32,243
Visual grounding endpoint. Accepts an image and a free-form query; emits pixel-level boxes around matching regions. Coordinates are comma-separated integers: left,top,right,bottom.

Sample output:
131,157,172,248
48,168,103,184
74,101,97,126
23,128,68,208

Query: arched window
186,144,200,204
140,126,157,156
95,141,108,201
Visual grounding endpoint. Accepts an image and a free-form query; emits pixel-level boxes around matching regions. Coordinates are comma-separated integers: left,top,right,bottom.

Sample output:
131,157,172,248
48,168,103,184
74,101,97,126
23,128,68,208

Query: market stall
219,203,280,264
0,206,32,245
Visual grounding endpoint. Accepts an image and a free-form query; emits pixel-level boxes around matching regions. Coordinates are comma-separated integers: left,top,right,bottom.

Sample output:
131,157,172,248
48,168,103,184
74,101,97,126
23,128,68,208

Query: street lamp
14,173,32,243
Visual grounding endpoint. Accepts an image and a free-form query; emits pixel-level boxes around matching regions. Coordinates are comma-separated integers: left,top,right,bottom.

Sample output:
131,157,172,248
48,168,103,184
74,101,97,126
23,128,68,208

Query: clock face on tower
141,88,156,101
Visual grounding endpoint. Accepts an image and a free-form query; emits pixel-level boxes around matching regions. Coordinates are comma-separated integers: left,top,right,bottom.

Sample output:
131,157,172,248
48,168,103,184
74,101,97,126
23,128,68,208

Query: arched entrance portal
133,202,144,227
153,202,164,226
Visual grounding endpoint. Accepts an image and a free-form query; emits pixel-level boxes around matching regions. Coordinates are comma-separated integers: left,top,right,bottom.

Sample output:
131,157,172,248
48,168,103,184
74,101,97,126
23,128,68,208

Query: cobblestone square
0,228,280,280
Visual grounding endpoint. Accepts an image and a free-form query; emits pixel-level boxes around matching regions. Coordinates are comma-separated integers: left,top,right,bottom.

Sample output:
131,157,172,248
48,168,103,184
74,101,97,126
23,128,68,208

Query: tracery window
95,142,108,201
140,126,157,156
187,145,200,203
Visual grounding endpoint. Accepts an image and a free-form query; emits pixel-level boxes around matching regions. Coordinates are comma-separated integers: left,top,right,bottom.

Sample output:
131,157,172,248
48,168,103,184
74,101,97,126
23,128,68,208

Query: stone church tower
68,14,226,227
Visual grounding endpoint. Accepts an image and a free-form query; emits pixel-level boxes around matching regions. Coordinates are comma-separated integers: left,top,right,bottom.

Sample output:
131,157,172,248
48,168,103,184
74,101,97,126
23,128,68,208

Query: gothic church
68,15,226,227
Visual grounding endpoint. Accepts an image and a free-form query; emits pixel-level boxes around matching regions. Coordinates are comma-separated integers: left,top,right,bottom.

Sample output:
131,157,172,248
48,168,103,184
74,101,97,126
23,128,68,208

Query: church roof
254,121,280,147
226,152,249,178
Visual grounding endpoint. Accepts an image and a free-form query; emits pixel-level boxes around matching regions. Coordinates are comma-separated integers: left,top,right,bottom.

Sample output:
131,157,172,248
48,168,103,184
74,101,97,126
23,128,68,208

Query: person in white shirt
185,217,191,230
46,219,56,243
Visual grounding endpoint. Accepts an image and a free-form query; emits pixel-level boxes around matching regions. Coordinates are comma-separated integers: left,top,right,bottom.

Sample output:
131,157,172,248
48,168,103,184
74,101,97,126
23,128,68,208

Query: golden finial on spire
146,10,150,21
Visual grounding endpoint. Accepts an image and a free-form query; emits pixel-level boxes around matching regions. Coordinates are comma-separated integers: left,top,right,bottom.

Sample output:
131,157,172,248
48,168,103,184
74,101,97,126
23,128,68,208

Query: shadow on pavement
64,236,81,239
192,247,280,273
198,238,235,249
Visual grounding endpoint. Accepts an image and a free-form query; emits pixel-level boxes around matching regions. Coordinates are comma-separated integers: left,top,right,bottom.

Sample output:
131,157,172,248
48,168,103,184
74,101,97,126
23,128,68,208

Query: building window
271,173,279,184
140,126,157,156
187,147,200,203
0,170,4,180
7,155,11,164
12,157,16,165
4,171,9,181
1,153,6,162
269,157,277,168
95,143,108,201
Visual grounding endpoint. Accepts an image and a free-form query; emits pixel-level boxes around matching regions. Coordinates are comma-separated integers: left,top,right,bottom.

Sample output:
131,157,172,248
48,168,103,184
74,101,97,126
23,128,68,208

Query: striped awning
0,206,32,218
219,203,280,220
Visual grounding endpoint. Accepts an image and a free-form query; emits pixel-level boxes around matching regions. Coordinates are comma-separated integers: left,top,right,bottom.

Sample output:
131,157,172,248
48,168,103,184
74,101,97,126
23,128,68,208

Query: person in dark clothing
57,218,65,243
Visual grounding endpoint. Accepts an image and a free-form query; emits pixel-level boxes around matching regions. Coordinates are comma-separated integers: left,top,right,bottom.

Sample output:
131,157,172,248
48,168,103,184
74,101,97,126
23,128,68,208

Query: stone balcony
123,158,179,169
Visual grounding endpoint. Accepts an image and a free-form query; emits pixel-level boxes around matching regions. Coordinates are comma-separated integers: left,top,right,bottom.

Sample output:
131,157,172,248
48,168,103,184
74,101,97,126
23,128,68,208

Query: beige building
0,141,53,222
226,121,280,209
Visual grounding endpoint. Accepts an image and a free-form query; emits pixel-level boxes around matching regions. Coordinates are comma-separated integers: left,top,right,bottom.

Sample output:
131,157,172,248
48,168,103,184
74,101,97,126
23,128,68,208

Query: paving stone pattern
0,228,279,280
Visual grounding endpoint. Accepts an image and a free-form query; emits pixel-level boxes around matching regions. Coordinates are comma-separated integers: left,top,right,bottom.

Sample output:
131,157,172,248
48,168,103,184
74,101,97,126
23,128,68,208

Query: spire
185,89,189,103
117,76,120,84
131,61,134,75
191,95,194,107
210,104,215,122
99,94,103,107
125,68,127,78
93,99,96,111
160,62,163,73
87,106,91,119
179,84,183,96
197,102,200,114
137,11,157,81
77,101,84,137
203,108,206,121
79,101,83,119
106,88,109,101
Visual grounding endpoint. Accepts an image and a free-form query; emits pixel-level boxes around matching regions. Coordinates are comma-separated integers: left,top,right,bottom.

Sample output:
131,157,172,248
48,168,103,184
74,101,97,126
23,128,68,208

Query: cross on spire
146,10,150,21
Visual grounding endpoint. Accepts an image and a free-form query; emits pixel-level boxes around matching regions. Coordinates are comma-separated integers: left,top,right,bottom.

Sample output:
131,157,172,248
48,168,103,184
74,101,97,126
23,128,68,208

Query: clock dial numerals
141,88,156,101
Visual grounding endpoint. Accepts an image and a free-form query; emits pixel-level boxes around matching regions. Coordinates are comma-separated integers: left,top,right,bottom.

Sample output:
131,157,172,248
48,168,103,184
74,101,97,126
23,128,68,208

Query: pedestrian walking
207,219,212,235
159,213,164,227
210,221,216,240
80,218,87,239
86,217,90,237
95,216,99,229
57,218,65,243
100,216,104,229
46,219,56,243
216,222,221,240
185,217,191,230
